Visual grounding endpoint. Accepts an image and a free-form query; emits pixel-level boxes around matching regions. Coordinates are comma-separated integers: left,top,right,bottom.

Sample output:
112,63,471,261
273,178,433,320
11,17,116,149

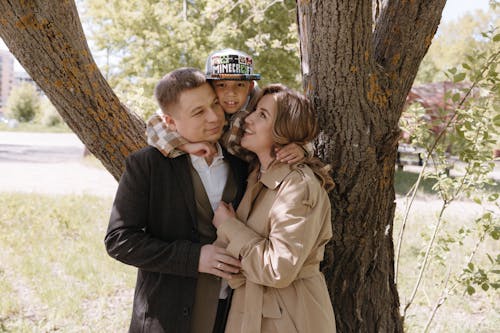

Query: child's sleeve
145,113,189,158
221,110,255,162
301,142,315,158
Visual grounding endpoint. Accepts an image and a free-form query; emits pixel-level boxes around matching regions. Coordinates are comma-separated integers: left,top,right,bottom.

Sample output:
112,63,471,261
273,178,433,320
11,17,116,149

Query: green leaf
468,262,475,270
493,33,500,42
462,63,471,70
493,114,500,127
466,285,476,295
449,67,457,75
481,283,489,291
453,72,466,83
488,193,499,202
487,254,494,264
451,92,461,103
491,270,500,274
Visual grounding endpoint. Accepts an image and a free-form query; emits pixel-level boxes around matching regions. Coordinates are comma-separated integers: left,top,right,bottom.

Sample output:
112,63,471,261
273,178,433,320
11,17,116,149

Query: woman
213,84,336,333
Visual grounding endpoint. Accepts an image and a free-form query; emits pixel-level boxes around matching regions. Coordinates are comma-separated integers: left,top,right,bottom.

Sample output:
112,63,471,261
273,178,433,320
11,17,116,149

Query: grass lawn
0,193,135,332
0,122,70,133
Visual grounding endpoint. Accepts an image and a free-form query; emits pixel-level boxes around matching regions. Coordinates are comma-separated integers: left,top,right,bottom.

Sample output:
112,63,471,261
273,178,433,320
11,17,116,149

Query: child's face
212,80,254,114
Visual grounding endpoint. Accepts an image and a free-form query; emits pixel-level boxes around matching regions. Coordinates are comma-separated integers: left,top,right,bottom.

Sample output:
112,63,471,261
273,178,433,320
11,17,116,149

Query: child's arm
146,113,188,157
275,142,314,164
221,110,255,162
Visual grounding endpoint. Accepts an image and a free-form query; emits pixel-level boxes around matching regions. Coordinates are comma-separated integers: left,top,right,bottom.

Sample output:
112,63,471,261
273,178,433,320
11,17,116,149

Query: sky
0,0,493,72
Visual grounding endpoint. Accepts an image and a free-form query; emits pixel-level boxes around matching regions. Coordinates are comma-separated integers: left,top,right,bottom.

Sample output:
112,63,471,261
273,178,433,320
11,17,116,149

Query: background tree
6,82,41,122
83,0,300,117
0,1,450,331
415,8,499,83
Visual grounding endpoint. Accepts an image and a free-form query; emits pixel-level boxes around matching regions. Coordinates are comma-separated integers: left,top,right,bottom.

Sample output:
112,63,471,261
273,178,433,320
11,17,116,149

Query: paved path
0,131,117,197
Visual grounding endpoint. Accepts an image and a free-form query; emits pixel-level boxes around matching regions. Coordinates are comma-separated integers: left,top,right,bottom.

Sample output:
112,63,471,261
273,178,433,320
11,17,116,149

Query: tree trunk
297,0,446,331
0,0,446,331
0,0,145,180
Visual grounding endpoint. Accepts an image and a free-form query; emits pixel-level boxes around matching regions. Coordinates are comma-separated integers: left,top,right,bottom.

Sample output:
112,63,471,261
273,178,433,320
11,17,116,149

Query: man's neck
203,142,219,166
205,155,214,166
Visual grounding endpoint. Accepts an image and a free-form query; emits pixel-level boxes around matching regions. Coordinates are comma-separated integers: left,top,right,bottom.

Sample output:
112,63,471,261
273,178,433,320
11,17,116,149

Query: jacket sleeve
105,152,201,278
217,171,330,288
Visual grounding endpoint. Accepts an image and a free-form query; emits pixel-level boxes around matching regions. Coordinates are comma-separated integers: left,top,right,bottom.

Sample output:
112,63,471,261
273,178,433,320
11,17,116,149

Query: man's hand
198,244,241,280
179,142,217,158
275,143,306,164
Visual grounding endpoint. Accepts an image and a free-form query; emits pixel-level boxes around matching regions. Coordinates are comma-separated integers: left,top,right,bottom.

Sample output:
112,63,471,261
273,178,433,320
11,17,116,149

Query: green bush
40,96,63,127
6,83,41,122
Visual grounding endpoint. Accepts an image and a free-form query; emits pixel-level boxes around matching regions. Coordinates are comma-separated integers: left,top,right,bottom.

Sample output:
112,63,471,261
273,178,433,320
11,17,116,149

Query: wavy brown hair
251,84,334,192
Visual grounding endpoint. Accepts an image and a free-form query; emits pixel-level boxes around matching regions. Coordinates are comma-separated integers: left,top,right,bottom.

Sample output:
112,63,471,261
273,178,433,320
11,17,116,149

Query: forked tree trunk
297,1,446,331
0,0,447,331
0,0,145,180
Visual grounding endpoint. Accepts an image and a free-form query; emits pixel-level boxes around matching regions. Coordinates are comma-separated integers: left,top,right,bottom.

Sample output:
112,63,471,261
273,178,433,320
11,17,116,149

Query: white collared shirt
189,143,229,211
190,143,230,299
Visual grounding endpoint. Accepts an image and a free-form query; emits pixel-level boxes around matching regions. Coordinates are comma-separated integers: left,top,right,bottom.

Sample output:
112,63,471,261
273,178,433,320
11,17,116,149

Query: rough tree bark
0,0,145,180
297,0,446,332
0,0,447,331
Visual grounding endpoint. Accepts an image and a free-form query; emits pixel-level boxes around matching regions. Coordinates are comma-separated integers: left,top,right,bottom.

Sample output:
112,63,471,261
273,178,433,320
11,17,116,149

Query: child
146,48,310,162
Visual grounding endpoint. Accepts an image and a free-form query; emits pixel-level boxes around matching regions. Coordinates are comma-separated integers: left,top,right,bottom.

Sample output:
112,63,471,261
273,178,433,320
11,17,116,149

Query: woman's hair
251,84,334,192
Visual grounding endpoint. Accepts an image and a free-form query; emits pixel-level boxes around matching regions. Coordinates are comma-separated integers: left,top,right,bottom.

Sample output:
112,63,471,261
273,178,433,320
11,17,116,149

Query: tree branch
0,0,146,180
373,0,446,120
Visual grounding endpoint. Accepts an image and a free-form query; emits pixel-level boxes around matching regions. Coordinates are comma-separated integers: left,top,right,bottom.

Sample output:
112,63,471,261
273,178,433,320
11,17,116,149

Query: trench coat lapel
236,168,262,222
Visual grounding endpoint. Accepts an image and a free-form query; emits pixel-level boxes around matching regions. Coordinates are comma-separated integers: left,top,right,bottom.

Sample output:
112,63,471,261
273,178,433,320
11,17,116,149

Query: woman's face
241,94,277,156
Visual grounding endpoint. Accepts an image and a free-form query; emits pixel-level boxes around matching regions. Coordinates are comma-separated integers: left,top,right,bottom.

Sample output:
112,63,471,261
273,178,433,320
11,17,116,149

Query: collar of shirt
189,143,225,169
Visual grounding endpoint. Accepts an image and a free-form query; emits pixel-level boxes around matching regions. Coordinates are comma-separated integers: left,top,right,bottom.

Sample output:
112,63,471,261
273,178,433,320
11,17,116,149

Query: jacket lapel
171,155,198,230
223,150,248,208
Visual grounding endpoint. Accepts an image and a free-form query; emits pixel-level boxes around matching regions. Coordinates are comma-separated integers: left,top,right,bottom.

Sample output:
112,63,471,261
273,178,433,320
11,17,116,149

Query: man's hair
154,67,206,114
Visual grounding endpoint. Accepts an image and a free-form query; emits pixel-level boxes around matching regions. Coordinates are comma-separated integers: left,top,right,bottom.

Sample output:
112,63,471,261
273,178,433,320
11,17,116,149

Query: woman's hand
213,202,236,229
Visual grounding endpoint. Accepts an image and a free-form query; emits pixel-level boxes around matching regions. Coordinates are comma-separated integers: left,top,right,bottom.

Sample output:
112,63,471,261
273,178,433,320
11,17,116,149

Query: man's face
164,83,225,143
212,80,254,114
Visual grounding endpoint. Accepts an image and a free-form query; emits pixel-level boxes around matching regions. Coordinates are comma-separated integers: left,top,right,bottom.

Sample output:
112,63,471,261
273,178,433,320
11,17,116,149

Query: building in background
0,50,14,114
15,70,43,95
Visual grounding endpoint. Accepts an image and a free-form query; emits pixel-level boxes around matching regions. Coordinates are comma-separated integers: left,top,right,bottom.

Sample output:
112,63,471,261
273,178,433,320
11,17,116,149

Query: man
105,68,248,333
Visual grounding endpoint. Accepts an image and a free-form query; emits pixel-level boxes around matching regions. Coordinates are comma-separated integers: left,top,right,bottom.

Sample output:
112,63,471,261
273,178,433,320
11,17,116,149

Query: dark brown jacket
105,146,247,333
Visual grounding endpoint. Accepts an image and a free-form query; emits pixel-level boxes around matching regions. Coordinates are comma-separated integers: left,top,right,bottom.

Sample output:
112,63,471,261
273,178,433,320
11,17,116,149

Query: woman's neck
257,152,274,172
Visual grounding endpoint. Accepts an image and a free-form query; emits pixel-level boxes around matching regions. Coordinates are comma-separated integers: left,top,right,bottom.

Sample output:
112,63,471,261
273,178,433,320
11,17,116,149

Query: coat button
183,307,190,316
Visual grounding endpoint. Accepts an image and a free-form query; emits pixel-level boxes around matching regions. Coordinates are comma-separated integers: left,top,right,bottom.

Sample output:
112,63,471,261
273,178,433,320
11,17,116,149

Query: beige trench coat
217,162,336,333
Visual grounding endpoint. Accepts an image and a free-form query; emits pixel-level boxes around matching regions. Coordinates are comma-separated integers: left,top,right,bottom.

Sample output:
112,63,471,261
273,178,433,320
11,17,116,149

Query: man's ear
162,113,177,132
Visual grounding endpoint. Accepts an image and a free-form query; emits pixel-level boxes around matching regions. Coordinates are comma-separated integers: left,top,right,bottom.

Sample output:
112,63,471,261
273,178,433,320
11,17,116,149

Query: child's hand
179,142,217,158
275,143,306,164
